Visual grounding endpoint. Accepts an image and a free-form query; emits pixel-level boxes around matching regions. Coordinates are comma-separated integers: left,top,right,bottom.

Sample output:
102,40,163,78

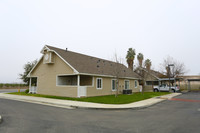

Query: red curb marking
170,98,200,103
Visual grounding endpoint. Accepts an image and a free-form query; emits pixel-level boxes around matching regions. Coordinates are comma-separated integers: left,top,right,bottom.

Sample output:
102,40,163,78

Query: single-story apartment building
28,45,141,97
134,67,178,92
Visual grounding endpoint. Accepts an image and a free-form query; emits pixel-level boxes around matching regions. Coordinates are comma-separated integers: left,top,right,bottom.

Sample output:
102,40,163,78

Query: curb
70,101,167,110
71,93,182,110
0,93,182,110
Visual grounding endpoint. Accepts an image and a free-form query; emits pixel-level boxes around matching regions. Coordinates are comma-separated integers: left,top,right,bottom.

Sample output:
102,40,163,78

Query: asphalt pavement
0,92,200,133
0,93,181,110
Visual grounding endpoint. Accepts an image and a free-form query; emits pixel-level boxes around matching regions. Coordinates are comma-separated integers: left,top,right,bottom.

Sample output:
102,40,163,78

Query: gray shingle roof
134,67,167,79
46,45,140,79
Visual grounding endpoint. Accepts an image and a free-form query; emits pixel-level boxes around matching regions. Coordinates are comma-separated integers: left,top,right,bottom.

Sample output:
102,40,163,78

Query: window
146,81,153,86
125,80,130,90
146,81,159,86
112,79,117,91
96,78,102,89
57,75,77,86
135,80,138,88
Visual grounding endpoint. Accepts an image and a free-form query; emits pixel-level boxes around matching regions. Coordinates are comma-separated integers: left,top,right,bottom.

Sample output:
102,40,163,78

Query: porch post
77,75,80,86
77,75,80,97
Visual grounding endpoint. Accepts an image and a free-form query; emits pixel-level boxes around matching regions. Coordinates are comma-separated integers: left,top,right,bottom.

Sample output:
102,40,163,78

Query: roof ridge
46,45,124,65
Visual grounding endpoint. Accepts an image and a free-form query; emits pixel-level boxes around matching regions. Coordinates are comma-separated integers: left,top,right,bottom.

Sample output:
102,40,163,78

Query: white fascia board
53,51,79,74
27,55,43,77
159,78,175,81
46,47,79,74
28,45,80,77
79,73,139,80
40,45,50,54
57,74,78,76
122,77,139,80
79,73,115,78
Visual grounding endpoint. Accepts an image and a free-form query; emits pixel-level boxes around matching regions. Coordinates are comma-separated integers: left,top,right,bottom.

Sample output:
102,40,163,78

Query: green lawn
9,92,170,104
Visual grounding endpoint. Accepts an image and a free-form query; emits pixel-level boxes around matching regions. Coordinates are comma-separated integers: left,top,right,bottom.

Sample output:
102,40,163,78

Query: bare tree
112,53,125,97
135,58,152,94
160,56,187,77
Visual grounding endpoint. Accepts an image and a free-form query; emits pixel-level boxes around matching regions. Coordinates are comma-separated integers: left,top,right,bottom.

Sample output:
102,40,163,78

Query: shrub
5,84,9,87
25,89,29,94
0,84,3,88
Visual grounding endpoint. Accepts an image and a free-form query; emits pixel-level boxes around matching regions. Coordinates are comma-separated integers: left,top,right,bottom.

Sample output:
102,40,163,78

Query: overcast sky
0,0,200,83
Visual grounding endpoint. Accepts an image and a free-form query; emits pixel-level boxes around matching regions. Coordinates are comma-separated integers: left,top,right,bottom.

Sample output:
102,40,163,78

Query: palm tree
126,48,136,70
137,53,144,67
145,59,152,71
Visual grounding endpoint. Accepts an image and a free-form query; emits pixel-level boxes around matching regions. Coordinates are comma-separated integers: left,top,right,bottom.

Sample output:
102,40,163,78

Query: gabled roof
134,67,167,80
149,69,168,79
39,45,140,79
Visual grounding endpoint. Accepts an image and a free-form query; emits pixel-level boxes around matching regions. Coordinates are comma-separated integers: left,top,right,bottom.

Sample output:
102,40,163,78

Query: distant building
178,75,200,90
135,67,177,92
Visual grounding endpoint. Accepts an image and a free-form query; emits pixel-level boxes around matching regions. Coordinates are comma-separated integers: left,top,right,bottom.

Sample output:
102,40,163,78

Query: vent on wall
43,52,54,64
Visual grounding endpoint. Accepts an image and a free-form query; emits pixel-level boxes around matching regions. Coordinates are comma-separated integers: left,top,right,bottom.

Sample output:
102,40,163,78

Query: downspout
29,78,32,93
77,75,80,97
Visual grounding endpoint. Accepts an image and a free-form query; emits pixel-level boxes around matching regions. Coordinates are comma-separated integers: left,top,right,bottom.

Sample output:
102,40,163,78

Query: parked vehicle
153,84,180,92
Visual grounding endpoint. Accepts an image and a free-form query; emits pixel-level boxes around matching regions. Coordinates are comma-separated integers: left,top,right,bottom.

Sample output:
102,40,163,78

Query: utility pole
168,64,174,92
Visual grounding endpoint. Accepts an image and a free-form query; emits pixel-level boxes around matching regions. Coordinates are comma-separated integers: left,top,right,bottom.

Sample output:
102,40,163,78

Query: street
0,92,200,133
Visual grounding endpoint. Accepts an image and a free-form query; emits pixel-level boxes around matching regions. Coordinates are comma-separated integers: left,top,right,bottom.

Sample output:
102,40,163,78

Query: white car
153,84,180,92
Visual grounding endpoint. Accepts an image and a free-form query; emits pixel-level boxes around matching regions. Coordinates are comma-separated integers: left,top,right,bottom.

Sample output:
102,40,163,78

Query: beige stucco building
28,45,141,98
178,75,200,90
134,67,177,92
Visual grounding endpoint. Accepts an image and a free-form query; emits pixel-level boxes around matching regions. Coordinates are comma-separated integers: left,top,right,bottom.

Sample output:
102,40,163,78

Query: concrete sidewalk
0,93,181,110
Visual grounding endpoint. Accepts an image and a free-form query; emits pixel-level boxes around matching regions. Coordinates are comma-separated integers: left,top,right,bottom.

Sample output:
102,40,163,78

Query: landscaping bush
25,89,29,94
0,84,3,88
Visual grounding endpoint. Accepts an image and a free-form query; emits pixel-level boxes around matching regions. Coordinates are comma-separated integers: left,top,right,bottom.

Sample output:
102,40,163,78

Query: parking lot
0,92,200,133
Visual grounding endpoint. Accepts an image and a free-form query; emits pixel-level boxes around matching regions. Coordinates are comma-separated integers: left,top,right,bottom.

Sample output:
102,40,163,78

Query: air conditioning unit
123,89,132,94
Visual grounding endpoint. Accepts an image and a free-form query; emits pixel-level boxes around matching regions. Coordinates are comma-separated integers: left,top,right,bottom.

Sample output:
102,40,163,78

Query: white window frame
135,80,138,88
96,78,103,90
111,79,117,91
124,80,130,90
56,75,78,87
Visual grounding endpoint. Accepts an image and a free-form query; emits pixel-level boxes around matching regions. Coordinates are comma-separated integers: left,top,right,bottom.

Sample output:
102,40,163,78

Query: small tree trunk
142,79,145,94
115,80,119,97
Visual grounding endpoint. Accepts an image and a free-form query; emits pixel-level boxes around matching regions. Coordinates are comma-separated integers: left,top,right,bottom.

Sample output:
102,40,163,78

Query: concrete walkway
0,93,181,110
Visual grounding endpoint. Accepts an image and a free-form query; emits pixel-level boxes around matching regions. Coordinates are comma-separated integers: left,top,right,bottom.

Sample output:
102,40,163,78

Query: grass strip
9,92,170,104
